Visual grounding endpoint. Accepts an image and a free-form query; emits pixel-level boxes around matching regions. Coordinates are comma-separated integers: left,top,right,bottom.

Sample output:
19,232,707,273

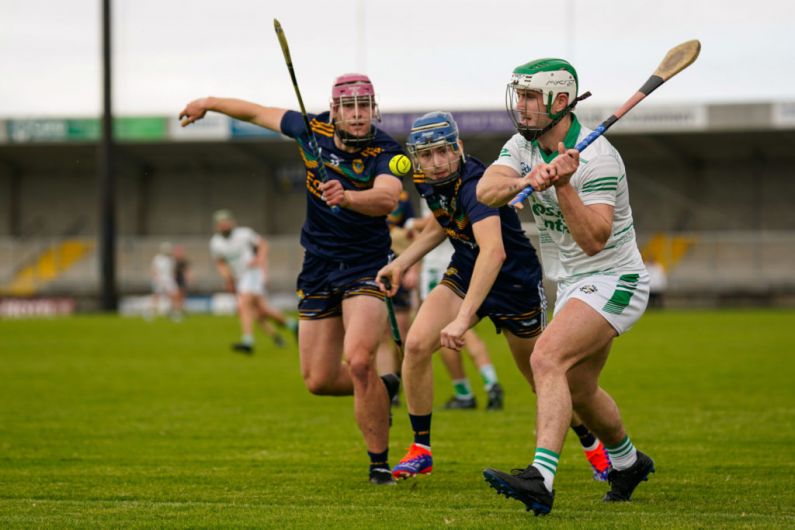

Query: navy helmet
406,111,465,186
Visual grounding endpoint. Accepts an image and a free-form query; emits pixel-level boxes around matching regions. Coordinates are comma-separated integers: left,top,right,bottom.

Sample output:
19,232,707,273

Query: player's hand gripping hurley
510,39,701,207
274,19,340,213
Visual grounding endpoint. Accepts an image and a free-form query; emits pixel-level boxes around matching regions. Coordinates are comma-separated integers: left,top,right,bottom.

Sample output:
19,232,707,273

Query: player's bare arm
376,219,446,296
256,238,269,273
322,174,400,216
556,187,614,256
179,97,287,132
476,164,533,208
408,212,434,233
547,143,614,255
215,260,235,293
401,263,421,290
440,216,505,351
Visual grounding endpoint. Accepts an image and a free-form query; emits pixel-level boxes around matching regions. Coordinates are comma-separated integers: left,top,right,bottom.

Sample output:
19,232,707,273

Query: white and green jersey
209,226,261,279
492,115,645,285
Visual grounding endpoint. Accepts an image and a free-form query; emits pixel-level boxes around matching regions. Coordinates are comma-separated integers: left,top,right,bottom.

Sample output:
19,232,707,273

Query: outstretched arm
215,260,236,293
255,238,270,274
179,97,287,132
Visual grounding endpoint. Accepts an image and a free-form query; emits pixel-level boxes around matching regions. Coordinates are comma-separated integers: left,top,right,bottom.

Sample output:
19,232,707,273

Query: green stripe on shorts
602,274,640,315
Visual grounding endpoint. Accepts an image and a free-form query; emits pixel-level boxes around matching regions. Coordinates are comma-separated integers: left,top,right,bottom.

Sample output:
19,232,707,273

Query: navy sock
380,373,401,402
368,449,389,471
409,413,432,447
572,423,597,448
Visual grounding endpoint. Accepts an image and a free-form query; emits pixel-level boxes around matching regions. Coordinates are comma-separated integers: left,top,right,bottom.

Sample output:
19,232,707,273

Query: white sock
532,448,559,492
606,436,638,470
582,439,600,452
479,364,498,389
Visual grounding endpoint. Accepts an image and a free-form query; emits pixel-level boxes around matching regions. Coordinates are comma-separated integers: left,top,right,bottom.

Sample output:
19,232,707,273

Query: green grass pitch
1,310,794,528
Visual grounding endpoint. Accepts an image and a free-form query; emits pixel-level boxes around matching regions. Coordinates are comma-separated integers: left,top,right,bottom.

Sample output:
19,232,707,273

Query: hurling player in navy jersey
180,74,407,485
376,112,609,483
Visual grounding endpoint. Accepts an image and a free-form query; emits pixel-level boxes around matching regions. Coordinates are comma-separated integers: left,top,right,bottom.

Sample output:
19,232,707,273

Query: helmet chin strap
518,91,592,142
333,120,376,147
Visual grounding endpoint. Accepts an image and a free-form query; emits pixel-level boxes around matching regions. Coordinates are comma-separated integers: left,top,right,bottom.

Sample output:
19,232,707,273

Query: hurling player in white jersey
149,242,178,319
210,210,297,354
477,58,654,515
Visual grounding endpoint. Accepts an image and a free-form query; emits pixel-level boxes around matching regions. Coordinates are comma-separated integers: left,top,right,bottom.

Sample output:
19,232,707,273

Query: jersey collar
534,114,582,164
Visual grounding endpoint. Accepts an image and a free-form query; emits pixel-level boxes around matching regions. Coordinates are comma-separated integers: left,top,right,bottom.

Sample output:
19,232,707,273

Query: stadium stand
1,102,794,309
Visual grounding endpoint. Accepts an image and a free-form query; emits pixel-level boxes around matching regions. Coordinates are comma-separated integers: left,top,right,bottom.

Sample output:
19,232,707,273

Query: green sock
452,378,473,398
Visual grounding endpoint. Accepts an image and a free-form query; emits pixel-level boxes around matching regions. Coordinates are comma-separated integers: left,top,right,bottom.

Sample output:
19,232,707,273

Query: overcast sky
2,0,794,118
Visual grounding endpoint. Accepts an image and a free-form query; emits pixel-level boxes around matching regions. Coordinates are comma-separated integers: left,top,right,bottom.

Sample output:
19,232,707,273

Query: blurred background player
180,73,406,485
149,241,178,320
415,209,504,411
171,244,191,321
644,256,667,308
209,209,296,354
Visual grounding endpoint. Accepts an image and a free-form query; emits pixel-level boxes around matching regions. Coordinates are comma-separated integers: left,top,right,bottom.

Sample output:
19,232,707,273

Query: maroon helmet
330,73,379,147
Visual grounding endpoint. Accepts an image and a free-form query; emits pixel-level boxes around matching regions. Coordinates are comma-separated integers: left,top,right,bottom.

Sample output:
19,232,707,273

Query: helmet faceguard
506,58,583,142
330,73,380,147
406,111,465,187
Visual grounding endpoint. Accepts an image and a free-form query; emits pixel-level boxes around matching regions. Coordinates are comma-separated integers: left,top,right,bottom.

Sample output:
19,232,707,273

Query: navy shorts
296,252,388,320
440,258,546,338
391,285,413,311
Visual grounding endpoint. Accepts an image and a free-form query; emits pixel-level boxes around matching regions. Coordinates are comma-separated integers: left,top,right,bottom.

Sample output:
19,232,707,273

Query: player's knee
347,351,374,381
530,347,563,379
404,335,431,362
304,373,331,395
301,361,337,395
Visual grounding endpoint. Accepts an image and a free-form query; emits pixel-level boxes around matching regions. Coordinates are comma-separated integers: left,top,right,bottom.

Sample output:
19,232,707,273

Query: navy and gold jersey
387,191,415,229
415,156,541,285
281,110,406,262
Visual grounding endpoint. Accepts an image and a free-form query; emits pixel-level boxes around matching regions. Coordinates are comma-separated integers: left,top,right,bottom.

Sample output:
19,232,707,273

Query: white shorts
152,279,177,295
420,264,447,301
237,268,265,296
555,271,649,335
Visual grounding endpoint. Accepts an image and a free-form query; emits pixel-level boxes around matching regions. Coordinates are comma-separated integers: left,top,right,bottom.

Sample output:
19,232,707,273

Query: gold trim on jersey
310,118,334,137
360,146,384,158
296,145,318,168
305,170,323,199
